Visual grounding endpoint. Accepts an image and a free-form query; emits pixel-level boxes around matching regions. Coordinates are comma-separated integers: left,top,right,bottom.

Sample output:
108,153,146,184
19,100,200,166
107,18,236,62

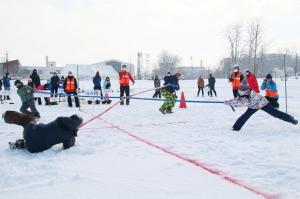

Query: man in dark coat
2,72,11,100
152,75,161,98
50,72,60,97
30,69,42,105
3,111,83,153
207,74,217,97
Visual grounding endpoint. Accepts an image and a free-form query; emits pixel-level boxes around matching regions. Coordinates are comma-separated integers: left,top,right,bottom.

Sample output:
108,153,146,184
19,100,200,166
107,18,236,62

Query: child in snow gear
64,71,80,107
206,74,217,97
102,77,112,104
3,111,83,153
261,73,279,108
225,80,298,131
245,69,260,93
14,80,40,118
229,65,244,98
159,72,181,114
2,72,11,100
152,75,161,98
197,76,205,97
119,65,135,105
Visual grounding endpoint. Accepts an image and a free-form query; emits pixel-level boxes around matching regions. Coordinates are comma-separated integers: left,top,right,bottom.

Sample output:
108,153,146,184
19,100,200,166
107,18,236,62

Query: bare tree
158,50,181,76
225,23,243,74
247,21,263,74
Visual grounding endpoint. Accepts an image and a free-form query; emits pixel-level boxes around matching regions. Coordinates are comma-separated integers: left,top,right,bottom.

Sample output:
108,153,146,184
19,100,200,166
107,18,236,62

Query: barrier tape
79,85,168,128
81,109,274,199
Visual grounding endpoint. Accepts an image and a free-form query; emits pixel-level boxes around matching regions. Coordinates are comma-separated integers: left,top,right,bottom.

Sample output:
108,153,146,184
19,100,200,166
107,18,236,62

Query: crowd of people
1,63,299,153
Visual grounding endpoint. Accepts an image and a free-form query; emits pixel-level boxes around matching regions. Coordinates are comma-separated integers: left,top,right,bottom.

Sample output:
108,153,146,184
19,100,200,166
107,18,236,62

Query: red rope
80,110,275,199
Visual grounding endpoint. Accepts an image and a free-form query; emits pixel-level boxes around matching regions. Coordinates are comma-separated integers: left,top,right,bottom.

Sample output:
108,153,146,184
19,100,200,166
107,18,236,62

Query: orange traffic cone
179,91,187,108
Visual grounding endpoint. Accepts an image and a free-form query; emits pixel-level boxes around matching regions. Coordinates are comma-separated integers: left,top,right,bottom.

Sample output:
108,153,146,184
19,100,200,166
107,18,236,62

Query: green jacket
17,85,34,103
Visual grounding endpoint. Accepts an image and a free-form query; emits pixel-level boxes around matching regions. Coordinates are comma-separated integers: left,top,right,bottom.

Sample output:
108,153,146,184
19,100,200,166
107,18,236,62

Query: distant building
0,60,21,76
175,66,209,79
18,66,63,80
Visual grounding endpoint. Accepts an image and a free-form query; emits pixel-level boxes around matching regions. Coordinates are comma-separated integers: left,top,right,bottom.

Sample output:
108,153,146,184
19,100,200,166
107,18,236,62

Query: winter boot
292,118,298,125
159,107,166,114
9,139,25,149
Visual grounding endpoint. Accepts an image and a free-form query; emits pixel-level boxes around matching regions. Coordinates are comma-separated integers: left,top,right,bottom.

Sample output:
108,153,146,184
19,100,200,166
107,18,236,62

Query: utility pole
295,53,298,79
283,54,288,114
190,56,193,79
137,52,142,80
5,51,8,74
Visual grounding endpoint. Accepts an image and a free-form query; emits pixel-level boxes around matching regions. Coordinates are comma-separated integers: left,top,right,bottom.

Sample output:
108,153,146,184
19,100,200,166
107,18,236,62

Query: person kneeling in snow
225,80,298,131
3,111,83,153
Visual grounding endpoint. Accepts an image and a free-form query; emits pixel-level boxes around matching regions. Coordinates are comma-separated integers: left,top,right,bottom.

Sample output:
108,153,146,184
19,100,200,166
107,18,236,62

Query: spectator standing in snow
0,78,3,101
225,80,298,131
245,69,260,93
207,74,217,97
119,65,135,105
50,72,60,98
2,72,11,100
14,80,40,118
64,71,80,107
93,71,102,99
159,72,181,114
152,75,161,98
197,76,205,97
3,111,83,153
30,69,42,105
229,65,244,98
102,77,112,104
261,73,279,108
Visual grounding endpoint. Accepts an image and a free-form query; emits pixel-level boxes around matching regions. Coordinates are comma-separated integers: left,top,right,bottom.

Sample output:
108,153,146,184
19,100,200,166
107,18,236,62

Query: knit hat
266,73,272,80
96,71,100,75
14,80,22,86
68,71,73,76
233,64,240,70
238,80,250,96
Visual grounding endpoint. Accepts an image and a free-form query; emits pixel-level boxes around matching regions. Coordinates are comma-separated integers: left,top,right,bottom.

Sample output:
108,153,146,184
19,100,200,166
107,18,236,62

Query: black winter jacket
30,73,41,87
163,75,180,93
23,115,83,153
51,75,60,87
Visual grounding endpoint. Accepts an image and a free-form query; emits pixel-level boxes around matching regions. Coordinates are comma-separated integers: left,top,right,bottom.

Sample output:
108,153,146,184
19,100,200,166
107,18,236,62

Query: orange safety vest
120,72,130,85
231,72,242,89
266,88,278,98
65,77,76,92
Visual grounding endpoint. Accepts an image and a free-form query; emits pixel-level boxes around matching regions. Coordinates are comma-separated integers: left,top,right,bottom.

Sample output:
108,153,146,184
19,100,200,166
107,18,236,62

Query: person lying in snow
3,111,83,153
225,80,298,131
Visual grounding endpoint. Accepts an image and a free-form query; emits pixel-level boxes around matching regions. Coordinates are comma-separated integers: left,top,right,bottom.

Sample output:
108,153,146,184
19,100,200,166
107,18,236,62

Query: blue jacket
103,80,111,89
2,76,11,88
93,75,102,87
163,75,180,93
261,80,278,98
24,115,83,153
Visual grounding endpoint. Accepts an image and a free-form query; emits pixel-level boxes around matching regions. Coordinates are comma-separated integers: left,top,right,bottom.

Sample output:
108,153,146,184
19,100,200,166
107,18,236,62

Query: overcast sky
0,0,300,69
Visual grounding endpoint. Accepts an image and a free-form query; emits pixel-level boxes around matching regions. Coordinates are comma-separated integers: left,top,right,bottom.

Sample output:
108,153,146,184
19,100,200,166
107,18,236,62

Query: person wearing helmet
159,72,181,114
261,73,279,108
229,65,244,98
14,80,40,118
225,80,298,131
3,110,83,153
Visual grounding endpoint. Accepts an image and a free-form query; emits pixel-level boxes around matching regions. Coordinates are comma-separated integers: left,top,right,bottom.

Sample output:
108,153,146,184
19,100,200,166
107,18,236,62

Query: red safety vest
231,72,242,89
65,77,76,92
266,88,278,98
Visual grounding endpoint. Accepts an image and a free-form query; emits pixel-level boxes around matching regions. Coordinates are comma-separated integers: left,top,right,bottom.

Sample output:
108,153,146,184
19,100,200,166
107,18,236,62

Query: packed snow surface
0,78,299,199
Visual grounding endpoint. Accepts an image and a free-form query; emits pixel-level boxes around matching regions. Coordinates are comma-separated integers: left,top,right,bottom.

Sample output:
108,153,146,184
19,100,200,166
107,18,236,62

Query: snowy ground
0,78,299,199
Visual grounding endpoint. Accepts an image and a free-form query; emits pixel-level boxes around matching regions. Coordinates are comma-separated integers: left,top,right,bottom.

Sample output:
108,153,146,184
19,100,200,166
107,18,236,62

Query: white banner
0,90,11,96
